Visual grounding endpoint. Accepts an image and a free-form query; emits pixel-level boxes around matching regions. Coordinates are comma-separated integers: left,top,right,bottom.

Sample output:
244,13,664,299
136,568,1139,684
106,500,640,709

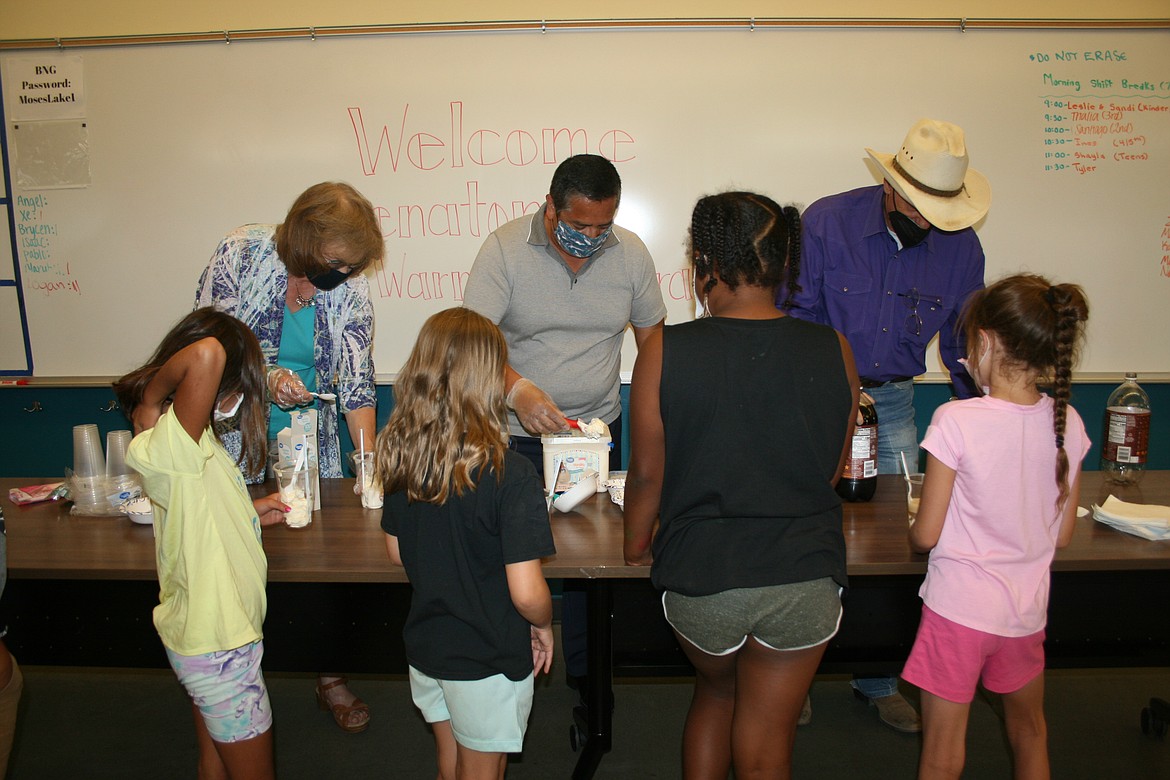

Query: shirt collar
526,209,549,247
861,186,890,239
865,185,936,254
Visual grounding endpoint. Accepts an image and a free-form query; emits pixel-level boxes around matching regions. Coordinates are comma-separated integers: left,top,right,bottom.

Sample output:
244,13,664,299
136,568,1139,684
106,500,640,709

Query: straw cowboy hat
866,119,991,231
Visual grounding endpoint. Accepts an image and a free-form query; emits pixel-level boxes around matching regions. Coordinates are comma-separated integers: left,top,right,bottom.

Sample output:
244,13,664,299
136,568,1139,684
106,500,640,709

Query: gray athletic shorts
663,577,842,655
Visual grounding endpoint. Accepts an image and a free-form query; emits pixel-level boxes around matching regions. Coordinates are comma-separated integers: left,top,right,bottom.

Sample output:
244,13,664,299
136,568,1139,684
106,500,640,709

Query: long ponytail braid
1046,283,1090,510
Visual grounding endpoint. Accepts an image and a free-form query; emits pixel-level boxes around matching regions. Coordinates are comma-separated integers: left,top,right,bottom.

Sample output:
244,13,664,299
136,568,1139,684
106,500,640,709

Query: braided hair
961,273,1089,510
689,192,801,308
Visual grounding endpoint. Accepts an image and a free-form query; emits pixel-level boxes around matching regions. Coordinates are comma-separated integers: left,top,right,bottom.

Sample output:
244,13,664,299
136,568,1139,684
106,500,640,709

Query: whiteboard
3,27,1169,378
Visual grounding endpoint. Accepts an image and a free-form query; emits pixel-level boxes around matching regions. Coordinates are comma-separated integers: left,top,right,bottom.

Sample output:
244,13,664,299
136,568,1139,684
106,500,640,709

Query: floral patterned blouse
194,224,376,479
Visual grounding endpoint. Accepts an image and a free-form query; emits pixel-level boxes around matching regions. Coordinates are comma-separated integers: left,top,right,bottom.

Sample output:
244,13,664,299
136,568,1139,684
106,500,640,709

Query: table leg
571,578,613,780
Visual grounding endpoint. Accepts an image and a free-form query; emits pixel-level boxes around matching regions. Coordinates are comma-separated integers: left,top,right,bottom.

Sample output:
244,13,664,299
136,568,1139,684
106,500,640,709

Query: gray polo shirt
463,209,667,437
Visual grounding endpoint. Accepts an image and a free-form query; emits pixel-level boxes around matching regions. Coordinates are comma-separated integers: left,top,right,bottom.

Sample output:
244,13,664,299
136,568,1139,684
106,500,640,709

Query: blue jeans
853,380,918,698
867,379,919,475
851,675,899,699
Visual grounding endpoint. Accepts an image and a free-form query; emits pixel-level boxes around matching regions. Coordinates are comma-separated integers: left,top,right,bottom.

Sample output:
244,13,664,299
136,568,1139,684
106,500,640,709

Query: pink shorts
902,606,1045,704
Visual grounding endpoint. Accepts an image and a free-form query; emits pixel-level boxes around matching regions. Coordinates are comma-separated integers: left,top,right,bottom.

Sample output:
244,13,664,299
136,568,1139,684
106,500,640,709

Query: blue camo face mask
555,221,611,258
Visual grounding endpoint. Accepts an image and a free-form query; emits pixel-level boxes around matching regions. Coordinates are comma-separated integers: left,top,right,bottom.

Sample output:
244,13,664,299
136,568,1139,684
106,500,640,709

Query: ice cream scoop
566,417,608,439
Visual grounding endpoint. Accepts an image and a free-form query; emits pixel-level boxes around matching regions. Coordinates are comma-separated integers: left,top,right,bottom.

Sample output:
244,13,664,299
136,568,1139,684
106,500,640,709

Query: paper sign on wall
4,55,85,121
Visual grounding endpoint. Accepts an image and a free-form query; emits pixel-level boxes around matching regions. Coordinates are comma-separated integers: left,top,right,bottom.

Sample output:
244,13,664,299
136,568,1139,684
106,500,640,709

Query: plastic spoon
309,392,336,402
359,430,366,494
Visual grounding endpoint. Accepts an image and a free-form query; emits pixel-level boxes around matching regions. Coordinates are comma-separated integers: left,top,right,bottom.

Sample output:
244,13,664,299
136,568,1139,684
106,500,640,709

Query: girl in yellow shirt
115,308,286,780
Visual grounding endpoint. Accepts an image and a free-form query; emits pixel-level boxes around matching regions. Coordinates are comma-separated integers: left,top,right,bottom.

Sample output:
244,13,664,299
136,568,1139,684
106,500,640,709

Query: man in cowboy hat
783,118,991,733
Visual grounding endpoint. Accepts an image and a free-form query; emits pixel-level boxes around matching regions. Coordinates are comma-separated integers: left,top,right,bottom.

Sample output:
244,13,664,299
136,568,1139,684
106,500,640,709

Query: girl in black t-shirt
375,307,555,780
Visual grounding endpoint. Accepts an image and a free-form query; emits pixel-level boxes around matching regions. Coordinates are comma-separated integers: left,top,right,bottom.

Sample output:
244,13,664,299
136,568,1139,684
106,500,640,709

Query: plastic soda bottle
836,392,878,502
1100,372,1150,485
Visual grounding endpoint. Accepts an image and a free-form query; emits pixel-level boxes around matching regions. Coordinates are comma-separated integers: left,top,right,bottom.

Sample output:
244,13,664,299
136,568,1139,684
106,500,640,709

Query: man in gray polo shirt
464,153,666,467
463,153,666,692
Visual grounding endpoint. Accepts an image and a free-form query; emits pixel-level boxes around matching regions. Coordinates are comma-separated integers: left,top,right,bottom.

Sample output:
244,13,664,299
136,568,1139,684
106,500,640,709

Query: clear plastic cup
355,452,383,509
106,429,133,477
66,468,109,515
907,473,925,526
274,464,318,528
73,424,106,478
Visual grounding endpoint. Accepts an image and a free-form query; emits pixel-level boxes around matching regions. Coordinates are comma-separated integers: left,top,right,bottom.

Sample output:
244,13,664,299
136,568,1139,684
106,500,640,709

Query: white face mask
958,335,992,396
692,275,708,318
213,392,243,422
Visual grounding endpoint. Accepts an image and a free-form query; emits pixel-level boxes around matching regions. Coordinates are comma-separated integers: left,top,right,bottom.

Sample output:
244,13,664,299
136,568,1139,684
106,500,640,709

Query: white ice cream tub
540,432,612,494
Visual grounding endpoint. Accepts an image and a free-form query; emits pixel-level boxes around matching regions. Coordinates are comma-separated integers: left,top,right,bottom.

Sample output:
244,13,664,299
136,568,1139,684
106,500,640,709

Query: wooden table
4,472,1169,779
7,472,1168,581
2,478,628,583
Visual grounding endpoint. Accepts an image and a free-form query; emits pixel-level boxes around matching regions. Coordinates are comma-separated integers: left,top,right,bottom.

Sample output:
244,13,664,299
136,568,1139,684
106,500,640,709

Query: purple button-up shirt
785,185,984,398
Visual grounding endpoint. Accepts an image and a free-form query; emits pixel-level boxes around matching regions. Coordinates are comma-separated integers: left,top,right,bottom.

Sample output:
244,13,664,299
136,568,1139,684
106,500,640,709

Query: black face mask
308,268,350,291
888,209,931,249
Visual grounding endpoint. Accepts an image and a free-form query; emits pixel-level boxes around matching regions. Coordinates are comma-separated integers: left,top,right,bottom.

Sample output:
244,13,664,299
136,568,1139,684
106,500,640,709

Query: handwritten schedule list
1034,47,1170,176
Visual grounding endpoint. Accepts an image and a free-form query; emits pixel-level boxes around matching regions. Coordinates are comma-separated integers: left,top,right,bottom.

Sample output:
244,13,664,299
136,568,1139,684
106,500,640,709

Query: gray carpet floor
7,662,1169,778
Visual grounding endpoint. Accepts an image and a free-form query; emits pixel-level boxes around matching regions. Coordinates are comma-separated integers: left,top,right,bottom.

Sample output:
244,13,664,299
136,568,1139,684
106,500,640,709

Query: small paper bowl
552,471,598,513
121,497,154,525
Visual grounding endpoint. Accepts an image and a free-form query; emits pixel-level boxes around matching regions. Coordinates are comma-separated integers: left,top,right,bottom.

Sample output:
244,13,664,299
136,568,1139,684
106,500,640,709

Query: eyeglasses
322,257,354,274
897,288,942,336
899,289,922,336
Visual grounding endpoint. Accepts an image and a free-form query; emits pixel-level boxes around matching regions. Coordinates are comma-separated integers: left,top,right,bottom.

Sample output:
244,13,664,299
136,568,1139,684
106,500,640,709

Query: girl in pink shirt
903,274,1090,780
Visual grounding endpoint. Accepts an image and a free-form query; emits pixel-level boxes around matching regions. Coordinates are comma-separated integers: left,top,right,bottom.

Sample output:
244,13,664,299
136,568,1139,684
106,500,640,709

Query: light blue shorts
409,666,534,753
166,640,272,743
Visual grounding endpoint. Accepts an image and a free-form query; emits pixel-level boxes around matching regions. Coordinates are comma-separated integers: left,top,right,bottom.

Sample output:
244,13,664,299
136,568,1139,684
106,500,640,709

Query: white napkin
1092,495,1170,541
603,473,626,508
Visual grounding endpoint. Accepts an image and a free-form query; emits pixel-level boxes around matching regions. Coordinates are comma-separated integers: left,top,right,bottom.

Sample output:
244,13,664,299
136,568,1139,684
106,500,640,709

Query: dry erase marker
0,379,30,386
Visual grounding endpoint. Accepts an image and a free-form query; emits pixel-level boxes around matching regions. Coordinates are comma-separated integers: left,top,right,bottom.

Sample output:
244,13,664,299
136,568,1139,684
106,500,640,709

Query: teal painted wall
911,382,1168,473
612,381,1169,473
3,380,1167,478
364,381,1170,473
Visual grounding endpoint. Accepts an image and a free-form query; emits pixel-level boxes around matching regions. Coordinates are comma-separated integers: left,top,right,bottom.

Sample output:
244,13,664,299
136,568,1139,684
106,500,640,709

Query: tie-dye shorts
166,640,272,743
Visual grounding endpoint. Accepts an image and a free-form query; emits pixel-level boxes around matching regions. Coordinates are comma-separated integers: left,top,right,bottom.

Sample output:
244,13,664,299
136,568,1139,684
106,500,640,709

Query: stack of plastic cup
71,424,107,513
105,430,132,478
73,424,105,476
106,429,141,506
